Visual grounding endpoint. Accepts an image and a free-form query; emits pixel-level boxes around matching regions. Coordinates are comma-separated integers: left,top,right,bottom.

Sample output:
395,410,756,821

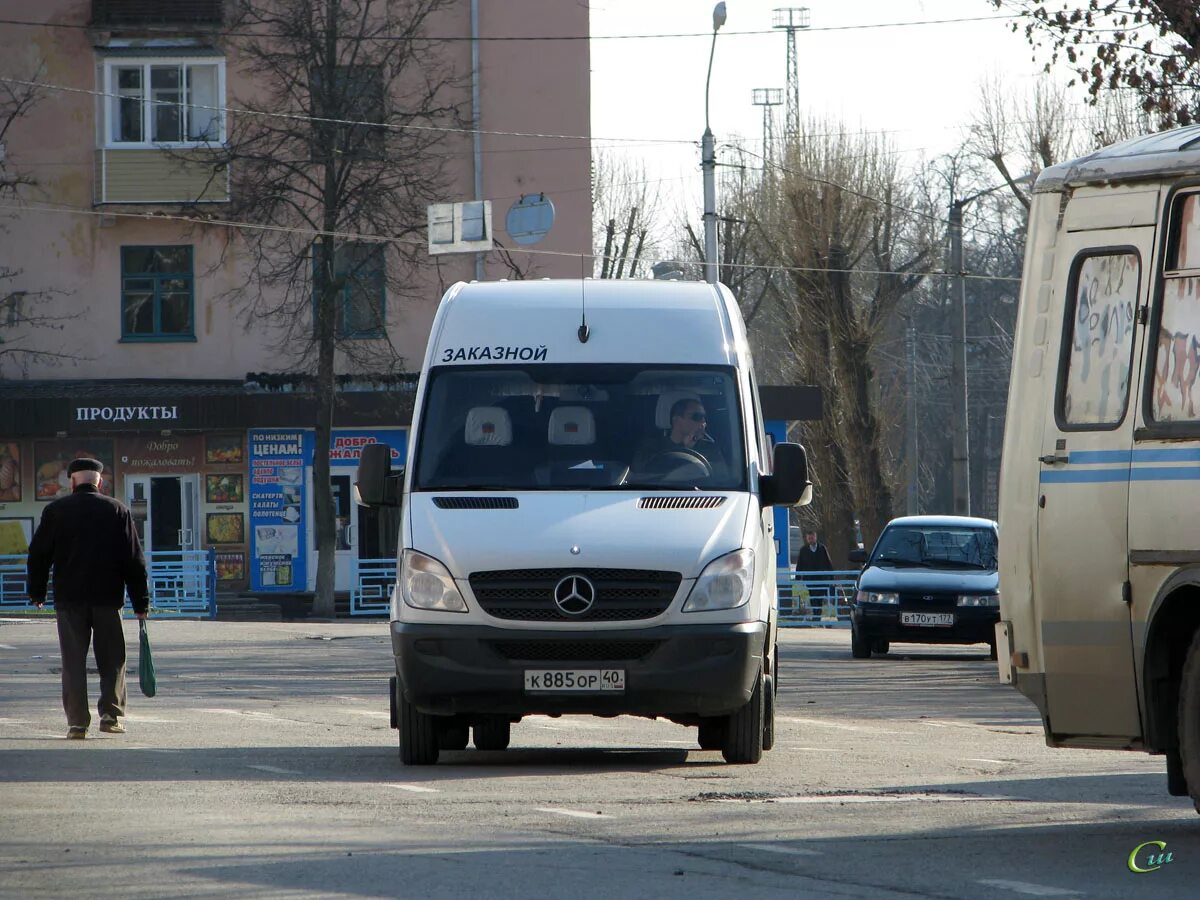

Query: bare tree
758,121,936,557
591,151,666,278
0,62,76,375
216,0,461,615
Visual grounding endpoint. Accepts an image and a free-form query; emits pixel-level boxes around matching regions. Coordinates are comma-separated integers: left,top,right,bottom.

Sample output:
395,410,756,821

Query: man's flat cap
67,458,104,475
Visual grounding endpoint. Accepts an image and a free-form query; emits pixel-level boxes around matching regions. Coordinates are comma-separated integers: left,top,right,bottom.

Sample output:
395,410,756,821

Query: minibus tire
762,673,776,751
398,690,439,765
1178,629,1200,811
473,717,511,751
438,721,470,751
722,668,764,764
850,624,871,659
697,719,724,750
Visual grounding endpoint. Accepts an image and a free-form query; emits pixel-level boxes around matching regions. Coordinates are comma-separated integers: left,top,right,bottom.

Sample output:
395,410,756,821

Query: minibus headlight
855,591,899,605
957,593,1000,608
400,550,468,613
683,549,755,612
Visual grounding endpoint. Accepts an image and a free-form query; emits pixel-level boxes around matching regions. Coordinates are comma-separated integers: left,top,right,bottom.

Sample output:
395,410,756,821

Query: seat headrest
465,406,512,446
654,391,701,430
548,406,595,445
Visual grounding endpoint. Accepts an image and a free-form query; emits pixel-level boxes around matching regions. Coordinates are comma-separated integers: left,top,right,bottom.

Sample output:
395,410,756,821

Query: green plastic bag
139,619,157,698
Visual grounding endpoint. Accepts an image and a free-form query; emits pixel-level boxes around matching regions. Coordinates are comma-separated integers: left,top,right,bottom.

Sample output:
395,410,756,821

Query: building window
104,59,224,146
309,66,384,161
313,242,386,339
1057,250,1139,428
121,246,195,341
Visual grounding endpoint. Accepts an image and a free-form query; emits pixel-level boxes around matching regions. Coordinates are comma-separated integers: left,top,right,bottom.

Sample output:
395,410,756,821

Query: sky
588,0,1052,214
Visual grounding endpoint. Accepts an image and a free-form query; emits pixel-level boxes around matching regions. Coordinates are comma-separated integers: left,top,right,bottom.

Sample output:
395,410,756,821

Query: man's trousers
54,604,127,728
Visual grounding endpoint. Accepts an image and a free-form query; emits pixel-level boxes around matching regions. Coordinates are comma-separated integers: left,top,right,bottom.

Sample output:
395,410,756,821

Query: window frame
1053,245,1142,433
101,57,226,149
1140,182,1200,437
312,242,387,341
308,64,385,163
120,245,197,343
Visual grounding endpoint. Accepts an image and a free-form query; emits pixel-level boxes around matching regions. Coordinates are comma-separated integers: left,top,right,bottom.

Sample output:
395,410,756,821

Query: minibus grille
638,496,726,510
432,496,519,509
490,640,662,662
470,568,681,621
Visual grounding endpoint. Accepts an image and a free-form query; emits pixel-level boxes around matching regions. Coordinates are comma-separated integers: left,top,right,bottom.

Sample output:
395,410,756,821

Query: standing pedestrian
26,459,149,739
794,529,834,623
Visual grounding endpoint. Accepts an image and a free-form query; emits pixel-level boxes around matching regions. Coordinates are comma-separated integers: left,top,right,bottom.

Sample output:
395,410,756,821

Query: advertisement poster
0,518,33,554
328,429,407,468
33,440,115,499
249,430,309,592
0,442,21,503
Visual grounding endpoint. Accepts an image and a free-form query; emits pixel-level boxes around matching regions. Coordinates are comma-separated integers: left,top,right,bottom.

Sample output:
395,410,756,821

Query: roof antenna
578,255,590,343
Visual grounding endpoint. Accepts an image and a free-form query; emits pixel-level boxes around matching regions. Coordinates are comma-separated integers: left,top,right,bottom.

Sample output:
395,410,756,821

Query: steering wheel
639,448,713,480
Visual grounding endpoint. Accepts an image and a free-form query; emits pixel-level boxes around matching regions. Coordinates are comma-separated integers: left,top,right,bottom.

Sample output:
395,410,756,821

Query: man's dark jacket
794,542,834,575
26,484,150,614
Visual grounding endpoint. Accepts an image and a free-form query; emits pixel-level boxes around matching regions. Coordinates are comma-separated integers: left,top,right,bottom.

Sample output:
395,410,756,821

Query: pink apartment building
0,0,592,596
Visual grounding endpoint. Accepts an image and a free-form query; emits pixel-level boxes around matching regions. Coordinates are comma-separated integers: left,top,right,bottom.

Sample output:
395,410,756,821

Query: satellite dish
505,193,555,245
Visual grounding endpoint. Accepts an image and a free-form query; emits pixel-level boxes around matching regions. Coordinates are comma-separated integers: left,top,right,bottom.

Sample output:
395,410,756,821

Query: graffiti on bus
1154,275,1200,421
1063,252,1138,425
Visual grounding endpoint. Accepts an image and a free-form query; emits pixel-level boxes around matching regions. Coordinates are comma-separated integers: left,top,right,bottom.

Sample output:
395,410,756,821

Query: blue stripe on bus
1069,448,1200,464
1068,450,1132,464
1042,465,1200,483
1133,448,1200,463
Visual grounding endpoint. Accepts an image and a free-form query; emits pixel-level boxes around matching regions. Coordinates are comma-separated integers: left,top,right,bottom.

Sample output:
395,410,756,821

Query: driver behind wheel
632,396,726,476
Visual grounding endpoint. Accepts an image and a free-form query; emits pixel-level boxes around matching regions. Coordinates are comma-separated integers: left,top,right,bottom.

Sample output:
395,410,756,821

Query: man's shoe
67,727,87,740
99,718,125,734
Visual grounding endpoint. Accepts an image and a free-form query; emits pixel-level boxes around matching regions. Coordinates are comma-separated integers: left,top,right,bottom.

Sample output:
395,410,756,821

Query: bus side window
1151,192,1200,423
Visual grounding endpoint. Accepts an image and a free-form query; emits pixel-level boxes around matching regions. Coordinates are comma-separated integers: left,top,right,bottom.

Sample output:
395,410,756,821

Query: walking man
794,529,834,623
27,459,149,739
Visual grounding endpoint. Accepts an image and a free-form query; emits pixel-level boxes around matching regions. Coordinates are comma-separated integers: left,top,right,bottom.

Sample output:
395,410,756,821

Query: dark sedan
848,516,999,659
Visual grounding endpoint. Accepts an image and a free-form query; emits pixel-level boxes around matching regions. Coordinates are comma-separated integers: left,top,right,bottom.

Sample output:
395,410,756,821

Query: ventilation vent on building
637,496,726,510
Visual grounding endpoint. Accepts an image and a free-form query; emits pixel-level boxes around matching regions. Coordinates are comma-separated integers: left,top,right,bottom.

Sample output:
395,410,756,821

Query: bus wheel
397,686,439,766
1178,629,1200,812
722,668,765,764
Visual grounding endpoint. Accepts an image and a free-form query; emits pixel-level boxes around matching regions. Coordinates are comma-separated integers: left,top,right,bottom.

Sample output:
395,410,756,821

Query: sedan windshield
413,364,746,491
869,525,997,570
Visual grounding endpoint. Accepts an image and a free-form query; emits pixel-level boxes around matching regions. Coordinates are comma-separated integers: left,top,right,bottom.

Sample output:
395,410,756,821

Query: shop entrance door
126,474,199,554
331,474,359,592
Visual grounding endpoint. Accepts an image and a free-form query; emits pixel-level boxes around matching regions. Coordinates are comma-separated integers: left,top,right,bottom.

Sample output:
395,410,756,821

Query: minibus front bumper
391,620,766,719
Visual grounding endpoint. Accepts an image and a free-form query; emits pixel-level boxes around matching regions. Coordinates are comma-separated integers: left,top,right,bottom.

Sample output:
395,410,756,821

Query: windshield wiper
873,558,922,567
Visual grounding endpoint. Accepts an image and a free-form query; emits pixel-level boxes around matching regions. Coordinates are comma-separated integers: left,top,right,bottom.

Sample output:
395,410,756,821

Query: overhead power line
0,14,1021,41
0,200,1022,283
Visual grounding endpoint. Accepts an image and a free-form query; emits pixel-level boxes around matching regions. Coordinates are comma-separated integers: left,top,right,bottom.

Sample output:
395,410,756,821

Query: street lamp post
702,2,726,285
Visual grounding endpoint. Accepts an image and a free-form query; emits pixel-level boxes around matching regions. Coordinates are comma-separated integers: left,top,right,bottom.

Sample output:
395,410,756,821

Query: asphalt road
1,618,1196,899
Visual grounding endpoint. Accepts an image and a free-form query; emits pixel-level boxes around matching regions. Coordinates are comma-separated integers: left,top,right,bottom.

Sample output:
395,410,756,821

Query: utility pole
949,199,970,517
772,7,810,136
702,3,726,285
906,323,919,515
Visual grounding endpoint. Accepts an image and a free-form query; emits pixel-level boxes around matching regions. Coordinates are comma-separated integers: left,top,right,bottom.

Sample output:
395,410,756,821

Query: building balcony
91,1,224,28
95,148,229,205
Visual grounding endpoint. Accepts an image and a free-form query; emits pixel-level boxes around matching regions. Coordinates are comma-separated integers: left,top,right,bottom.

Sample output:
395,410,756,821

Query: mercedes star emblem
553,574,596,616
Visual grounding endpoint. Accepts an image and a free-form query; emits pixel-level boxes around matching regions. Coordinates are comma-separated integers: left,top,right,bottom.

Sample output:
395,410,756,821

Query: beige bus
997,126,1200,812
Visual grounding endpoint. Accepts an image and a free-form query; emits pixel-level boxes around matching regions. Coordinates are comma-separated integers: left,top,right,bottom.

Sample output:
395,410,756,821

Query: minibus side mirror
355,443,404,507
760,442,813,507
848,548,868,566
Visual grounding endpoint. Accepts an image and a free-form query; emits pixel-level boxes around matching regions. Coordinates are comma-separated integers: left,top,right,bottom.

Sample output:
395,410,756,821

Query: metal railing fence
351,557,398,616
0,550,217,619
777,569,859,627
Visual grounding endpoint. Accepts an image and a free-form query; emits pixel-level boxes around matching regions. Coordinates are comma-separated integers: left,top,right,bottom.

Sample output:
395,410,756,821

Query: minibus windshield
413,365,746,491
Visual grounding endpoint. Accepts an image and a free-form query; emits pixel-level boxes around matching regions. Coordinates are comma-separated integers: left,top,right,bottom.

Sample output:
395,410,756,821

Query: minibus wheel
397,686,439,765
1178,629,1200,812
762,673,776,751
473,717,511,751
722,668,765,764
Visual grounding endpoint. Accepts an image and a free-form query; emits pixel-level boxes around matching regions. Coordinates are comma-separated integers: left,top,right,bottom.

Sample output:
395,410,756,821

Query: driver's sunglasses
689,412,707,422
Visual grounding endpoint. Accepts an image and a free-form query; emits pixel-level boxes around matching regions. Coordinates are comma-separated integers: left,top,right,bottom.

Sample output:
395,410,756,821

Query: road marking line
777,716,906,735
344,710,390,719
739,842,822,857
247,765,302,775
963,758,1009,765
387,784,441,793
0,643,19,650
976,879,1081,896
0,717,32,725
921,719,978,729
196,708,291,722
536,807,613,819
124,716,178,724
